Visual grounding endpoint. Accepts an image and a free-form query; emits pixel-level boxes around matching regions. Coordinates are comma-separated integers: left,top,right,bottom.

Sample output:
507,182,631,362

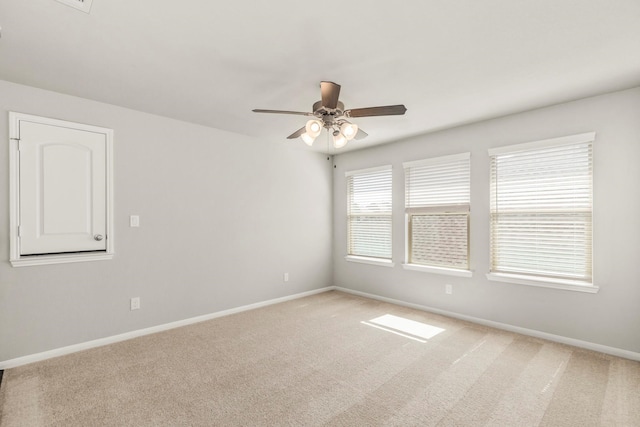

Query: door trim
9,112,115,267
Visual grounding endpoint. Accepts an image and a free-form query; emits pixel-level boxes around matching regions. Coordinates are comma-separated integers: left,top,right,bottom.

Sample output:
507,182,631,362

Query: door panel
19,120,107,255
42,144,92,235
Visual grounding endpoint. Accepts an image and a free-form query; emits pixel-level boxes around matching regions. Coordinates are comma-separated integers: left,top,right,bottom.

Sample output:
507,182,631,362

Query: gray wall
0,80,333,361
333,87,640,353
2,80,638,362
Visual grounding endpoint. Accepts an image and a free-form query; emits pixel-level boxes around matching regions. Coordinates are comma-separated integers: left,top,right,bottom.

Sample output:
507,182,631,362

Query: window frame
486,132,597,293
345,165,394,266
402,153,472,277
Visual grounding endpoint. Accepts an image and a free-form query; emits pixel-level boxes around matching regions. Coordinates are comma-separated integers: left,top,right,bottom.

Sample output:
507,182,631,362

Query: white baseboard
3,285,638,369
0,287,334,369
334,286,640,362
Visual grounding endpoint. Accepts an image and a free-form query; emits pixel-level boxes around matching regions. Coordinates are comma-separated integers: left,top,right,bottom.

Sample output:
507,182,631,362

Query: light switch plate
130,215,140,227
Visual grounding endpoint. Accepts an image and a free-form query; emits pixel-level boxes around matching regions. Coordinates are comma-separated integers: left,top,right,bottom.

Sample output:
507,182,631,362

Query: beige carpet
1,290,639,426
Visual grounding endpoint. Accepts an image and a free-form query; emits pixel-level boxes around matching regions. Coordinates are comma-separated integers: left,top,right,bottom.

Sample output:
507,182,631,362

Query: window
488,133,594,291
346,165,392,264
403,153,471,275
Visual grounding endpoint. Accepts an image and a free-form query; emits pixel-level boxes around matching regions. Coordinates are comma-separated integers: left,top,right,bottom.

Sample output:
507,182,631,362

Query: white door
19,120,107,255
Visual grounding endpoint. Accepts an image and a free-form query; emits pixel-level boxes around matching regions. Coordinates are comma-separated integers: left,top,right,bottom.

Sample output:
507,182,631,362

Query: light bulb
340,122,358,141
333,131,347,148
305,119,322,138
301,132,315,146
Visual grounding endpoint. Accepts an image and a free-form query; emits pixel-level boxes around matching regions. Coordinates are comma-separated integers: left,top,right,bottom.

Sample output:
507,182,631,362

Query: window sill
345,256,395,268
402,263,473,278
486,272,599,294
10,252,114,267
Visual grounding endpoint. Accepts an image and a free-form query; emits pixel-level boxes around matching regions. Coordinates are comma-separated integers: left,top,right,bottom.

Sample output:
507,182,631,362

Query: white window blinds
346,166,392,260
489,133,594,283
404,153,470,270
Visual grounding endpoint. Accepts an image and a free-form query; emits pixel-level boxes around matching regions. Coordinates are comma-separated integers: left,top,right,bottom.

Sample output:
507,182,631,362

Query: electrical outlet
130,297,140,310
284,273,289,282
445,284,453,295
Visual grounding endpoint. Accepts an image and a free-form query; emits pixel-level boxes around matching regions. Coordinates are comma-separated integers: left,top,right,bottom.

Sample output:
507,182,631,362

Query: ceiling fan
252,81,407,149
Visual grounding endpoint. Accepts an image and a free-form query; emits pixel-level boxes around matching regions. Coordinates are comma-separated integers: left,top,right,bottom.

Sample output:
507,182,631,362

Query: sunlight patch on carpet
362,314,445,342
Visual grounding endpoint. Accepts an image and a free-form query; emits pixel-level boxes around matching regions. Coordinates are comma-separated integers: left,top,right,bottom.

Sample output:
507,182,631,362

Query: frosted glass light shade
305,120,323,138
340,122,358,141
333,132,347,148
301,132,315,146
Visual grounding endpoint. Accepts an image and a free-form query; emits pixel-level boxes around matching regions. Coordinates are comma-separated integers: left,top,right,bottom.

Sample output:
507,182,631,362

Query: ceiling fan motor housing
313,100,345,128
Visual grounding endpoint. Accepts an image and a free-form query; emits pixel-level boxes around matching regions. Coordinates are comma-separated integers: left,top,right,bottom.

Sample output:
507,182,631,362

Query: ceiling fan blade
345,104,407,118
253,109,314,116
354,128,368,140
286,126,306,139
320,81,341,109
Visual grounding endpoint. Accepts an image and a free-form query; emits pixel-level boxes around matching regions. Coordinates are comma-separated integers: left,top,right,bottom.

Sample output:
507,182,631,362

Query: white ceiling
1,0,639,153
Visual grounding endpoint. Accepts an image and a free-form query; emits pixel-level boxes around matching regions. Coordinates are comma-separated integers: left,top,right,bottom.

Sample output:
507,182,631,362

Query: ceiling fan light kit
253,81,407,149
300,132,315,146
332,130,347,149
301,119,323,145
340,122,358,140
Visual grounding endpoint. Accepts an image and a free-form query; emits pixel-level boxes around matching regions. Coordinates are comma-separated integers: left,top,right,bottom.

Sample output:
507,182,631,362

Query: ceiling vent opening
55,0,93,14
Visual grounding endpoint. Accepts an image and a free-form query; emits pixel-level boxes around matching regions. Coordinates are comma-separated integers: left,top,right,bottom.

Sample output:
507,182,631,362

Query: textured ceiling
0,0,639,153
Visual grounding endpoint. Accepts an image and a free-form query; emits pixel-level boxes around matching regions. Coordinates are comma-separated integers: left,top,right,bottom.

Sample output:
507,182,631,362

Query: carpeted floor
1,290,639,426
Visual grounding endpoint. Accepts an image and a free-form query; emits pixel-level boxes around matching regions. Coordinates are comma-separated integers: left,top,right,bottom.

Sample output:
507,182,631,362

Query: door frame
9,112,115,267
